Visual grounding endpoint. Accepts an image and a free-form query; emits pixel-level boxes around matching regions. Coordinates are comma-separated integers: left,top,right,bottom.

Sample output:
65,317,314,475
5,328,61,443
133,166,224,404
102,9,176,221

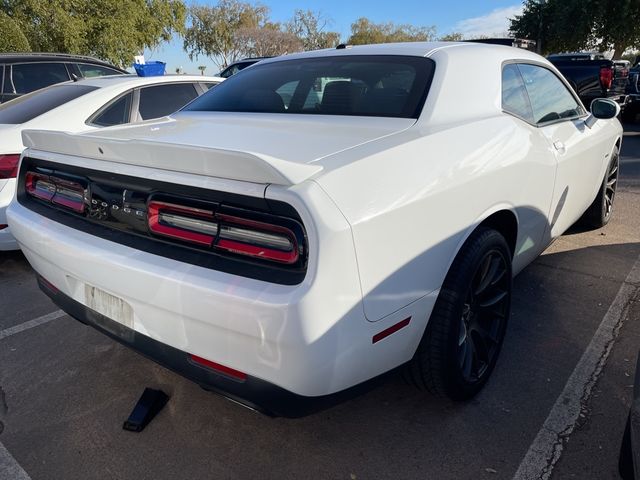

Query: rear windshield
0,84,98,124
184,55,435,118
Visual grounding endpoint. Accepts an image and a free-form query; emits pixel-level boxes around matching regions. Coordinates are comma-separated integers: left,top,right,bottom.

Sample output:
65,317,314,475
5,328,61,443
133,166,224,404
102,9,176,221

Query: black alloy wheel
604,150,620,220
581,145,620,229
405,227,512,400
457,248,510,383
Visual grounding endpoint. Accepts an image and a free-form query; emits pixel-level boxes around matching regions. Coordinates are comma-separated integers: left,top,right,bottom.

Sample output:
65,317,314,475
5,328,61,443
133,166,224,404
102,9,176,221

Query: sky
145,0,524,75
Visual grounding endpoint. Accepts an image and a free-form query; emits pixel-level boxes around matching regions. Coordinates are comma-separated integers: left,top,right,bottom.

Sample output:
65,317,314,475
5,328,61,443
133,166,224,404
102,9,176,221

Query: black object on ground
122,388,169,432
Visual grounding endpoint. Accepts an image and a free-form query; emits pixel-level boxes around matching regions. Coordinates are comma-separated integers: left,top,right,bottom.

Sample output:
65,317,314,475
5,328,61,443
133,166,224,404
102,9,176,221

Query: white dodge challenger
7,42,622,417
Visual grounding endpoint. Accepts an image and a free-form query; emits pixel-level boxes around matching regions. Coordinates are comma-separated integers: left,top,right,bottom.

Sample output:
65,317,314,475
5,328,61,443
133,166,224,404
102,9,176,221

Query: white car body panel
0,74,223,250
7,42,623,407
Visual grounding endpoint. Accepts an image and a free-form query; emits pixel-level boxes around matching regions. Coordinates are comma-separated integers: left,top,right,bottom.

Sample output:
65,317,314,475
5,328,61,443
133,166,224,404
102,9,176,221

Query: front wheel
405,227,512,400
580,146,620,229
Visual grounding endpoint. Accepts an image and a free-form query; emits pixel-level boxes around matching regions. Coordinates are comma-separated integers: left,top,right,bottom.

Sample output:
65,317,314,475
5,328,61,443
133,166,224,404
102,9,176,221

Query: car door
518,63,608,238
133,83,200,121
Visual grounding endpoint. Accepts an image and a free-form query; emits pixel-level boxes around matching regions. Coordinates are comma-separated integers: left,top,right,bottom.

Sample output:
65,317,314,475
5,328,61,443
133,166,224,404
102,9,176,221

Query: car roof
257,41,545,64
69,74,225,89
0,52,125,69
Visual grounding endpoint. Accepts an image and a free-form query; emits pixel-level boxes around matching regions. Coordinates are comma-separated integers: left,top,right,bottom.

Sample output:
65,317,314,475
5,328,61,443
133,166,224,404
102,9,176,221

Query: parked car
217,57,270,78
548,52,629,111
7,42,622,417
0,53,127,103
0,74,223,250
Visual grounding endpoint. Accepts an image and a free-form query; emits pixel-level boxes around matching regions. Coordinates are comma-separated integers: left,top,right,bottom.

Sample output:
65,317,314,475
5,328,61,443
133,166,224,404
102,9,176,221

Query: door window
77,63,122,78
11,63,71,94
137,83,199,120
517,64,584,124
502,64,534,123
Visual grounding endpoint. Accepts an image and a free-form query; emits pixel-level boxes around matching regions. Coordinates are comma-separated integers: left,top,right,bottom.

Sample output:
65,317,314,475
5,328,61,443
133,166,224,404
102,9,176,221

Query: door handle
553,141,566,154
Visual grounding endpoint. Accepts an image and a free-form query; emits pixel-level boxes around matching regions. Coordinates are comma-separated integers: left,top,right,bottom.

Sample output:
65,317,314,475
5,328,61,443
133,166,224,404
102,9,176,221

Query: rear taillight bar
25,171,85,213
148,200,301,265
0,154,21,179
148,201,216,247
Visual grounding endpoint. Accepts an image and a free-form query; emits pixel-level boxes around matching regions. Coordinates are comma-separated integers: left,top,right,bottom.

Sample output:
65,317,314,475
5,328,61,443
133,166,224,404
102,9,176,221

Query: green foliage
183,0,269,68
0,11,30,52
347,17,436,45
510,0,640,58
439,32,464,42
286,10,341,50
2,0,186,67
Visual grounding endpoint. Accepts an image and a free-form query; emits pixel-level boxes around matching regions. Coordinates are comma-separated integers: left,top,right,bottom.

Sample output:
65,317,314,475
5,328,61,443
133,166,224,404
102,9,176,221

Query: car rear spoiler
21,129,323,186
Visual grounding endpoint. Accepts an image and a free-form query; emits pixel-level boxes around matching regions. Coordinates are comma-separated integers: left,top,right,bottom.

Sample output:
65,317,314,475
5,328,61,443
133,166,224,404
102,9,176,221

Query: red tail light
148,200,300,264
0,224,7,230
215,214,298,264
600,66,613,90
0,154,21,179
148,201,216,247
25,171,85,213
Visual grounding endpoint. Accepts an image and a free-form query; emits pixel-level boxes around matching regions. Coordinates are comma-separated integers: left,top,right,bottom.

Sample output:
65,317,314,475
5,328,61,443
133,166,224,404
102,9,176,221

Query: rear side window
517,64,584,124
0,84,97,124
502,64,534,123
77,63,122,78
138,83,199,120
185,55,435,118
91,92,133,126
11,63,70,94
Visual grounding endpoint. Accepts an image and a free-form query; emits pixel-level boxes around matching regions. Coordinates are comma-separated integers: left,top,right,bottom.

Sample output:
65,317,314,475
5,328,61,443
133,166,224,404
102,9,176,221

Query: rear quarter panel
315,115,557,322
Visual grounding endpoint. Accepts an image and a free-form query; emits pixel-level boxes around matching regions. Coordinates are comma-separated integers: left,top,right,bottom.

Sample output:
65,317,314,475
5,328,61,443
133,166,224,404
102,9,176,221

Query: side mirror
591,98,621,120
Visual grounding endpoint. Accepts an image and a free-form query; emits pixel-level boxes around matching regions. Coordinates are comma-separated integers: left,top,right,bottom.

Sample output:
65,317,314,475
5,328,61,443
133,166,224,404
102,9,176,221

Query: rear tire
580,146,619,229
405,227,512,400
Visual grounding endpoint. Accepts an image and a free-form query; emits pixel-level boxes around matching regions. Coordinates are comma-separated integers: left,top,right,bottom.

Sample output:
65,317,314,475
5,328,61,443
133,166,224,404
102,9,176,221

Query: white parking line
513,255,640,480
0,310,66,341
0,441,31,480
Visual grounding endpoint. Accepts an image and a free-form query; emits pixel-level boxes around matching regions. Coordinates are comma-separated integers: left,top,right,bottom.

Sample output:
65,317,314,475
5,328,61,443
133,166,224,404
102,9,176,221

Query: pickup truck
547,53,628,111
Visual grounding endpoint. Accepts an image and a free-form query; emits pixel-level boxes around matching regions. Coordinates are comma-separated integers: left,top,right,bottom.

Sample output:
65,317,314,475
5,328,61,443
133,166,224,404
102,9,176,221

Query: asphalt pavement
1,124,640,480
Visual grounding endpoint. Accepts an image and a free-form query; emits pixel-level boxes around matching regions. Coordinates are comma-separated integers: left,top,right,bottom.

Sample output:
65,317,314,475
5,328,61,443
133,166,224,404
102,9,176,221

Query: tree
183,0,269,68
510,0,640,58
198,65,206,75
347,18,436,45
0,11,30,52
594,0,640,59
439,32,464,42
286,10,340,50
3,0,185,67
235,26,302,57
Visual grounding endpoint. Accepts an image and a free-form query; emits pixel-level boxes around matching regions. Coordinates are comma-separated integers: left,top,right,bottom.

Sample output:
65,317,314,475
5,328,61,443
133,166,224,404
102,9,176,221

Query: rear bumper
8,191,435,408
38,275,385,418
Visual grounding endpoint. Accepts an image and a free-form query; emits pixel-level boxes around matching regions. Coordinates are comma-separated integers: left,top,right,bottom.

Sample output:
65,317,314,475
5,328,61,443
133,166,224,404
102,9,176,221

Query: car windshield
0,84,98,124
184,55,435,119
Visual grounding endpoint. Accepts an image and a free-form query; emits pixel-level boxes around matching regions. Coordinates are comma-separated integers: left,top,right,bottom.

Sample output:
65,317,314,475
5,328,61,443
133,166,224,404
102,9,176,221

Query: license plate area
84,284,134,330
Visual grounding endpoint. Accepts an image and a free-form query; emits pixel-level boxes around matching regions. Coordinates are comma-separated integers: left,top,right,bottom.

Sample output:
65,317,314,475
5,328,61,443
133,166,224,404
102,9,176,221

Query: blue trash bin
133,61,166,77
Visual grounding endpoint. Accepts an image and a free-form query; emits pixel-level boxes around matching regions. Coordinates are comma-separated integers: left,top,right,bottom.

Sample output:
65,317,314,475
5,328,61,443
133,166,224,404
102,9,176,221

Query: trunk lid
22,112,415,186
